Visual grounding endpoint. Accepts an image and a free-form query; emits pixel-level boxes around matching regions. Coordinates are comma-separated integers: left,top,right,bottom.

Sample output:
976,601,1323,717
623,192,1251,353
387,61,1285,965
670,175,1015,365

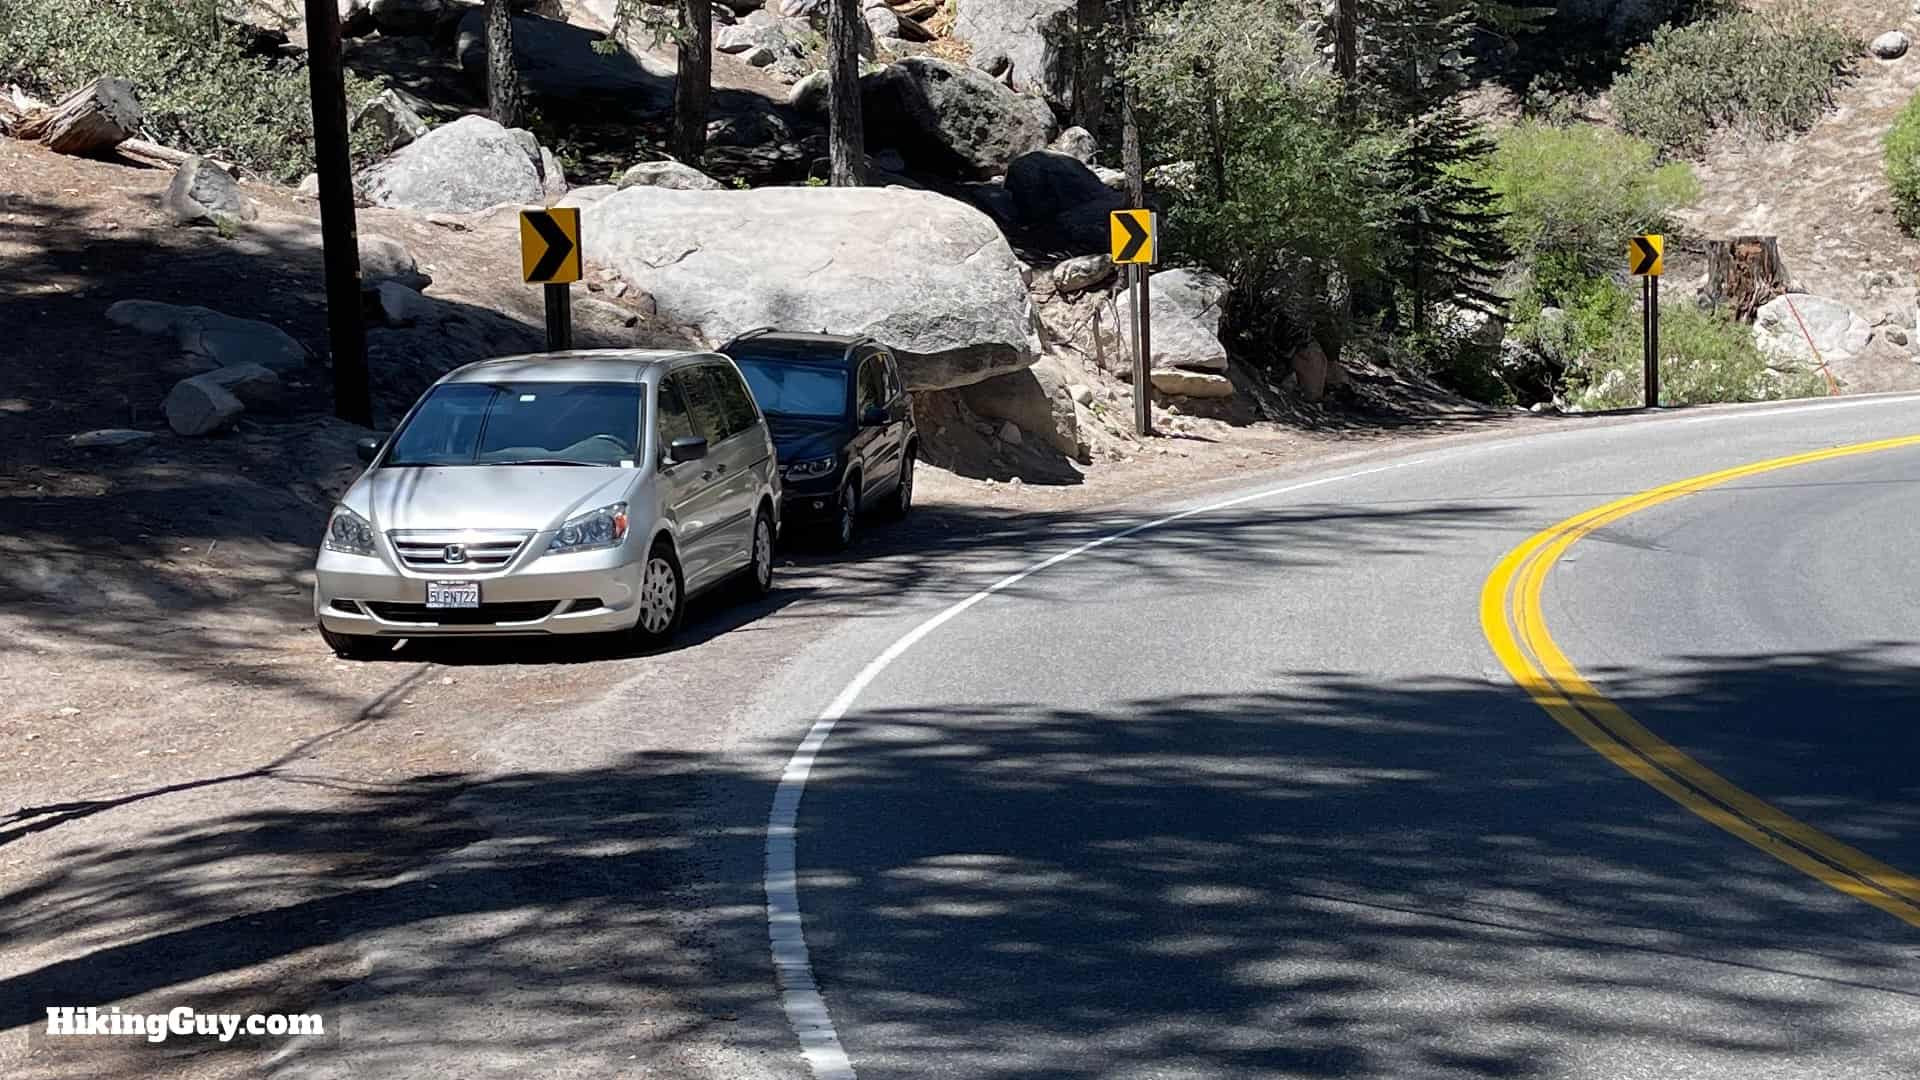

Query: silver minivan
314,350,780,657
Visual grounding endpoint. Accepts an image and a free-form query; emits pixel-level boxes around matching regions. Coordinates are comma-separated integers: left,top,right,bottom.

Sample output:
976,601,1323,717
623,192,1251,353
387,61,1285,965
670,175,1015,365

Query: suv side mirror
860,404,889,428
667,435,709,463
355,435,386,463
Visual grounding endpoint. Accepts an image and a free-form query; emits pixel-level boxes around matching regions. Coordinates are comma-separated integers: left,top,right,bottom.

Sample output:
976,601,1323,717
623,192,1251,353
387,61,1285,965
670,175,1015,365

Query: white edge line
762,458,1424,1079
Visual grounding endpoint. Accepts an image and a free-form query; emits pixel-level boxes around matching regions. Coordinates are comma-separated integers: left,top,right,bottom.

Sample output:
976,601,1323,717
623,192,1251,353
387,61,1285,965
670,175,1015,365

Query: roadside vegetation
0,0,380,181
1885,90,1920,231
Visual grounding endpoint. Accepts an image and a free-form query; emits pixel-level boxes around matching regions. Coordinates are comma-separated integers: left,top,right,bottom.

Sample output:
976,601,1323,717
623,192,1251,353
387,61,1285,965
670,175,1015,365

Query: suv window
879,352,903,403
658,376,696,450
678,364,732,441
856,355,886,415
706,363,760,435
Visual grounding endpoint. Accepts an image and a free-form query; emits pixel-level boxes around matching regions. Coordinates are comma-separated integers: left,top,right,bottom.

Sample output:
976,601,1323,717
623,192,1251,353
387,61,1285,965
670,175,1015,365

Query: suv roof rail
717,326,780,350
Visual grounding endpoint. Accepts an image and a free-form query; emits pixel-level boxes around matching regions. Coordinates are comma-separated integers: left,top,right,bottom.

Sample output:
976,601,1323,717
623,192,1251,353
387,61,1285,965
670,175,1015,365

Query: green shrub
1612,7,1856,157
1566,292,1825,410
0,0,380,182
1885,91,1920,231
1470,122,1698,293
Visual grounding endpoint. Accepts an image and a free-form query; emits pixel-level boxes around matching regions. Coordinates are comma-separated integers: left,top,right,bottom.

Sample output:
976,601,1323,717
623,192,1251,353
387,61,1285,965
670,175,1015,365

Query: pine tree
1384,103,1508,331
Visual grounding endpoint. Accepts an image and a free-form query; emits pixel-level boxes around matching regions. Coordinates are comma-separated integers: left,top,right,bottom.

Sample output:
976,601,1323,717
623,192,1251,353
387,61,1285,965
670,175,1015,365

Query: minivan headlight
324,506,376,556
782,455,836,479
549,502,629,554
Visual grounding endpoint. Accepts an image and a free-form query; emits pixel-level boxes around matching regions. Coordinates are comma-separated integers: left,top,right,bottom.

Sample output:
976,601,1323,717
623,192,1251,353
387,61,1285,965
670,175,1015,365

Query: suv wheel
320,626,385,660
632,542,685,645
882,446,915,520
826,479,859,551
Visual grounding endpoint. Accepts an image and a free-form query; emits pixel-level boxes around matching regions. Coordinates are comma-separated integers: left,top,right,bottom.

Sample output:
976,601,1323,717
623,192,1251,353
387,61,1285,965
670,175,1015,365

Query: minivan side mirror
355,435,386,463
860,404,889,428
667,435,709,463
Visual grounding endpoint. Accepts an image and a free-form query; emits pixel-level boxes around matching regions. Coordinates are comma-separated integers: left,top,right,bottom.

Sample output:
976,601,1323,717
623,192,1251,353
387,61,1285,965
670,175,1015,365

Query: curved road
757,395,1920,1080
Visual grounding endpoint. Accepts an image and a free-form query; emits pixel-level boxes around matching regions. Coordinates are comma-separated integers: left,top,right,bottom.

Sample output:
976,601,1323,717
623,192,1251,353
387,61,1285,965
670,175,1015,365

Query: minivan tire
631,540,685,646
881,445,915,521
320,626,385,660
740,506,775,599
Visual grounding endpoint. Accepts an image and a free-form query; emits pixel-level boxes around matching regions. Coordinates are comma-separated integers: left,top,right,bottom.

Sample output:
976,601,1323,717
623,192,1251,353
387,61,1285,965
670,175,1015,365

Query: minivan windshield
384,382,643,467
732,357,849,420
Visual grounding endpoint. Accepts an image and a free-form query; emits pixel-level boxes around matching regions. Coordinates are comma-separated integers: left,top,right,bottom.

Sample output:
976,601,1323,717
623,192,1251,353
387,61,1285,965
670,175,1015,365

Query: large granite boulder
106,301,311,372
861,56,1056,179
592,186,1038,389
952,0,1079,113
1754,294,1872,370
356,115,566,213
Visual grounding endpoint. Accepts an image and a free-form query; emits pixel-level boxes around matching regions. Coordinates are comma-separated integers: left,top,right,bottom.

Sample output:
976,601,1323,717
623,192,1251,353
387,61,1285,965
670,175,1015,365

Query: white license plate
426,580,480,609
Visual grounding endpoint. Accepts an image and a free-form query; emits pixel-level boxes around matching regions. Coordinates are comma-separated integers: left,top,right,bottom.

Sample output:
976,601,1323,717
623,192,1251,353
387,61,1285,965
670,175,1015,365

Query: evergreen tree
1383,103,1508,330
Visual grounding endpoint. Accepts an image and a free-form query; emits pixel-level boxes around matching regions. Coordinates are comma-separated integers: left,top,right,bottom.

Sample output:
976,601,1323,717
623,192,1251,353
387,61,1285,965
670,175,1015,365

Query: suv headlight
324,506,376,556
782,455,836,479
549,502,629,554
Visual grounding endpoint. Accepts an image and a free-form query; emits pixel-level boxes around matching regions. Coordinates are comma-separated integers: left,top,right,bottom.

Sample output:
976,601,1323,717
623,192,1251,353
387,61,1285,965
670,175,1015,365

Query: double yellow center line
1480,434,1920,926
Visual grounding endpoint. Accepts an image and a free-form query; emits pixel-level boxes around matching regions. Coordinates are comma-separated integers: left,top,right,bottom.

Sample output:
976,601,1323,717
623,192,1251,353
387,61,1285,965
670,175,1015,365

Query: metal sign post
1630,233,1664,408
1110,209,1158,437
521,208,582,351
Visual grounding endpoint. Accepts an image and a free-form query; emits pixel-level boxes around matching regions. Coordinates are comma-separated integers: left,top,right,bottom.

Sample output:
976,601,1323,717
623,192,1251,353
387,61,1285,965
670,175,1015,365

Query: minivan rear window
733,357,849,420
385,382,644,467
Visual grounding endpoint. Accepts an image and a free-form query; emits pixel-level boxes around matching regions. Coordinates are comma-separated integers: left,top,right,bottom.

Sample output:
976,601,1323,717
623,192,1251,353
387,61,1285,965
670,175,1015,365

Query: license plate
426,580,480,609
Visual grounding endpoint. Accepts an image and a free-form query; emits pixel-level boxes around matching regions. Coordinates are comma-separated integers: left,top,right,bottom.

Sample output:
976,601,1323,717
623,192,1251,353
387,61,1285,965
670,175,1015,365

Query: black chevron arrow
1115,211,1150,263
526,210,575,282
1631,235,1660,276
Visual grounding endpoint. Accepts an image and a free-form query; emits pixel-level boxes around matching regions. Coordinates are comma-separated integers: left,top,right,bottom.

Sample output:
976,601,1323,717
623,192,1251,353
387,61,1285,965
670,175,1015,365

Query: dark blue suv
719,330,917,549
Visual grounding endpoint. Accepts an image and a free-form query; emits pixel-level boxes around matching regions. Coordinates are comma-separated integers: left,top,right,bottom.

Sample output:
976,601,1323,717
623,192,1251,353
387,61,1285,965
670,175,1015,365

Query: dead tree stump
1705,235,1791,321
15,77,143,156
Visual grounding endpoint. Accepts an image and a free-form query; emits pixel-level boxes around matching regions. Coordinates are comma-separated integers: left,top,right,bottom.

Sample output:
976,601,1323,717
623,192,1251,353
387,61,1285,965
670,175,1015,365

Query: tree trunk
17,77,143,156
827,0,866,185
1705,236,1791,320
672,0,713,163
1333,0,1357,112
1117,0,1143,207
485,0,525,130
1073,0,1106,138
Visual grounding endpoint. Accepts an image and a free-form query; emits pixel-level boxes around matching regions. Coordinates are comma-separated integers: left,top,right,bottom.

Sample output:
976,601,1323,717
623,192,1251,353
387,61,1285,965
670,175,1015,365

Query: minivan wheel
742,508,775,598
320,626,385,660
825,480,859,551
631,543,685,645
882,446,915,520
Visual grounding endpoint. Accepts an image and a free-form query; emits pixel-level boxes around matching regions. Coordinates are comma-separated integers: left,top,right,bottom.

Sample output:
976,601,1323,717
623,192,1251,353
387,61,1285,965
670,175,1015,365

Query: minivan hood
356,466,636,534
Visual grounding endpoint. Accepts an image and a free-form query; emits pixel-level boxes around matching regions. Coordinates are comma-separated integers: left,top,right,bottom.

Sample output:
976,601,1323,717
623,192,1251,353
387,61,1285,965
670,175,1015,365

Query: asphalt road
757,395,1920,1080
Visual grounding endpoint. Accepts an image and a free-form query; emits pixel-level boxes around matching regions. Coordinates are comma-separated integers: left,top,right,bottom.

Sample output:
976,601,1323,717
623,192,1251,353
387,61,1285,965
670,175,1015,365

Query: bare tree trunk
672,0,712,163
1333,0,1356,112
485,0,525,129
1117,0,1142,207
827,0,866,185
1073,0,1106,138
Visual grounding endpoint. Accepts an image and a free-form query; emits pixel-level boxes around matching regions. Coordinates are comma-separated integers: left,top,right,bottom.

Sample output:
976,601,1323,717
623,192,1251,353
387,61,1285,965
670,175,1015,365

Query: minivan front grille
364,601,561,625
388,530,533,573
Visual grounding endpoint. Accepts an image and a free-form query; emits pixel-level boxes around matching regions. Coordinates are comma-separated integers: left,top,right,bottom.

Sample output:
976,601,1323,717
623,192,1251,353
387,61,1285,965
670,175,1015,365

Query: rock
861,56,1056,179
717,0,764,13
1107,268,1230,374
789,70,830,112
953,0,1079,112
708,107,792,148
1150,369,1234,398
775,0,824,13
1292,341,1329,402
960,359,1079,456
557,183,617,209
107,301,311,372
68,428,154,449
1068,383,1093,405
1049,125,1097,164
997,419,1023,445
360,234,431,291
742,44,778,66
457,11,676,112
1093,165,1127,191
357,115,560,213
367,0,444,35
1006,149,1124,225
538,145,569,200
716,10,812,61
971,49,1011,77
163,377,246,436
617,159,725,191
1872,30,1910,59
1754,294,1872,369
593,185,1037,389
872,147,908,173
1889,328,1910,347
192,362,287,411
162,156,257,228
351,88,430,155
1052,253,1115,293
573,295,652,346
958,181,1018,224
296,172,321,199
368,280,441,327
1146,160,1197,195
864,0,902,40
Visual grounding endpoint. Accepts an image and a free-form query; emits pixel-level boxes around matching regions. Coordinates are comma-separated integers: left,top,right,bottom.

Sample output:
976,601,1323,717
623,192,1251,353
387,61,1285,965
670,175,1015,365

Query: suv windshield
733,357,849,420
384,382,643,467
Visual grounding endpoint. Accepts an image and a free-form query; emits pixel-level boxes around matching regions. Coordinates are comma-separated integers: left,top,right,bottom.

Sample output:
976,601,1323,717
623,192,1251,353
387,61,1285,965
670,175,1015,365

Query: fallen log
118,137,244,179
15,76,143,156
